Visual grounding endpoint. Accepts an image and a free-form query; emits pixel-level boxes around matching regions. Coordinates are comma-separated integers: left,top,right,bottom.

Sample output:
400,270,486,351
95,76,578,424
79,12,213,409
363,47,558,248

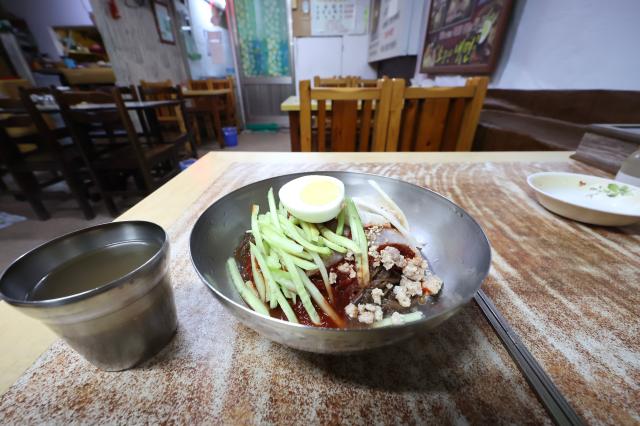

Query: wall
185,0,234,79
0,0,93,60
414,0,640,91
89,0,188,86
294,34,376,93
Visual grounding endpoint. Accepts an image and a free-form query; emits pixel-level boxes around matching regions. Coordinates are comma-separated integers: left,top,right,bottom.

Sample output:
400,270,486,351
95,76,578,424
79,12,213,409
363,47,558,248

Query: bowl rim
0,220,167,307
189,170,492,333
526,171,640,218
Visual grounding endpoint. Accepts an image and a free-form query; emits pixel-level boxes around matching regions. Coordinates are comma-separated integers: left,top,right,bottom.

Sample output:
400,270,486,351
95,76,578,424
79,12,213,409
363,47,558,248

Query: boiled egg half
278,175,345,223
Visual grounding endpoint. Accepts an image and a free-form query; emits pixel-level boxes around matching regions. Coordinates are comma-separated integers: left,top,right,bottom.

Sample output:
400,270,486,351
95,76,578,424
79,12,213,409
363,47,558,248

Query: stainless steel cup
0,221,177,371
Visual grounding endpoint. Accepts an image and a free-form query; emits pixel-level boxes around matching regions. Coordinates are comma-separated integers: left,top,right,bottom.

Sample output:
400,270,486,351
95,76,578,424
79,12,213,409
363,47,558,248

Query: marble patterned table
1,152,638,424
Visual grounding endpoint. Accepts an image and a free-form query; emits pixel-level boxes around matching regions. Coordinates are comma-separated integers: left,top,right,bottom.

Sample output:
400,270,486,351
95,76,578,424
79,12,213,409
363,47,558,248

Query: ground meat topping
422,274,443,295
328,271,337,285
365,225,383,243
369,245,381,268
380,246,407,270
345,303,358,318
371,288,383,304
345,302,383,324
402,256,428,281
336,262,356,278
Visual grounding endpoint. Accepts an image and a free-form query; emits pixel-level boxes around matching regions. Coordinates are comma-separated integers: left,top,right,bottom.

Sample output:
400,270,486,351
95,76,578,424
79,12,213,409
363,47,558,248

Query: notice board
309,0,369,36
420,0,513,75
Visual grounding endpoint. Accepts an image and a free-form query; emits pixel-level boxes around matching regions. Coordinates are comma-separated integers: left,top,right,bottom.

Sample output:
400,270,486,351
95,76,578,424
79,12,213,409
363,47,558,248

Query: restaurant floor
0,129,291,273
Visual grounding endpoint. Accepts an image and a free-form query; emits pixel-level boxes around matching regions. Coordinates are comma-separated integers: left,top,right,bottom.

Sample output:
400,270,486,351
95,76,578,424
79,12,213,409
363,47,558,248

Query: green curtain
234,0,290,77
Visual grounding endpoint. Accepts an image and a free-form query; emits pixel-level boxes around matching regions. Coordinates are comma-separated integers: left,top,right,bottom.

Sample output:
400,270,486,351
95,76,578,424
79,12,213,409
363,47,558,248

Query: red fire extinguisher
108,0,121,19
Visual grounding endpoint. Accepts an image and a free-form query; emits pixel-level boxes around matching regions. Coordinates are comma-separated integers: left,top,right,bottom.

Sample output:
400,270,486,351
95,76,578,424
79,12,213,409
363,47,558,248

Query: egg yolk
300,180,339,206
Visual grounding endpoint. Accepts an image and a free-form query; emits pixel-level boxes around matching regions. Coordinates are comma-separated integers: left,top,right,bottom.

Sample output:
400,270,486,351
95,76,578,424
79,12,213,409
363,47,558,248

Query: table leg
288,111,300,152
211,98,225,149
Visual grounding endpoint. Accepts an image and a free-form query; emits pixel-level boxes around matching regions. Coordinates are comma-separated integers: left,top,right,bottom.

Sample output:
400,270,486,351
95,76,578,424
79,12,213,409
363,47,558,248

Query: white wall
1,0,93,60
414,0,640,91
89,0,188,85
294,34,376,94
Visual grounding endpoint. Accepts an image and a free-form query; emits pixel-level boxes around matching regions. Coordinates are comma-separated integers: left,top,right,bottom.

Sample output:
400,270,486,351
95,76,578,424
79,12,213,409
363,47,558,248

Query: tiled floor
204,129,291,152
0,130,291,272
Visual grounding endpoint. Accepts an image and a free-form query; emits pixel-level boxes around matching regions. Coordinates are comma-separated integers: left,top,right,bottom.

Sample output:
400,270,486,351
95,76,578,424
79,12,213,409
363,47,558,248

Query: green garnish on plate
589,183,633,197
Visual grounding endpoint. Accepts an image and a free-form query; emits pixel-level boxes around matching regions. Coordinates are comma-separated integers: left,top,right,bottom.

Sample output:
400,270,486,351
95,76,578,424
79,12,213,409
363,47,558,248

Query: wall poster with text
420,0,513,75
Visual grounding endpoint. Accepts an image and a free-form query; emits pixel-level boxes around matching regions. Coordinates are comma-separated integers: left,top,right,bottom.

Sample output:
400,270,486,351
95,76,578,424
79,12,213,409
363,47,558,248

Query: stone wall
90,0,189,86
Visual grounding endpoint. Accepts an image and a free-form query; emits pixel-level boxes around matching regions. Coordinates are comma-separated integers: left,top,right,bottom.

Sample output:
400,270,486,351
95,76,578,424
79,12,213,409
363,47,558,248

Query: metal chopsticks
474,289,584,426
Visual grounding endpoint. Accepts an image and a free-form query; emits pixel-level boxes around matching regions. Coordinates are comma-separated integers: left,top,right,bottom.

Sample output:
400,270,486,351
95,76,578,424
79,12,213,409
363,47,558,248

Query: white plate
527,172,640,226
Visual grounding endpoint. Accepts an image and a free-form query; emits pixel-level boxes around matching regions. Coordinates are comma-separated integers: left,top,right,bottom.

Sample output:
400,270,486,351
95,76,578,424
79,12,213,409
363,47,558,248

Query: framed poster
420,0,513,75
152,0,176,45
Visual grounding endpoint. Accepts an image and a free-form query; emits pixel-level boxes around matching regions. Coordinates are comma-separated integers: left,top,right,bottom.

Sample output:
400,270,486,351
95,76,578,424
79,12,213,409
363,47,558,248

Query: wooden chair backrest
0,80,37,139
0,98,33,158
188,77,237,126
139,80,179,120
299,78,392,152
313,76,354,88
0,79,32,99
209,77,236,125
19,87,68,156
356,78,380,88
54,88,153,185
97,85,140,101
0,110,33,169
139,82,188,133
386,77,489,152
54,89,126,154
187,80,209,90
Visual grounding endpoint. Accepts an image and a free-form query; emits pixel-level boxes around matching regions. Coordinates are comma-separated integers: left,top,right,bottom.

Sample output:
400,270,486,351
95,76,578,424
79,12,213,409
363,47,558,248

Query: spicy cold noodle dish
226,175,443,329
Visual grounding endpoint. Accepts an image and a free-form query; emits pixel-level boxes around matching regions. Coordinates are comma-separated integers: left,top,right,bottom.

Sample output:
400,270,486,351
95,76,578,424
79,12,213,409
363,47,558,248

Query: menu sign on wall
310,0,368,36
420,0,513,75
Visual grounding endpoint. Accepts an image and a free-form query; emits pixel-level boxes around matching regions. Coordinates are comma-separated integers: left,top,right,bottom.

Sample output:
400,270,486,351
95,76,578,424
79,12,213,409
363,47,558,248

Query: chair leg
188,120,199,159
61,167,95,220
133,171,147,192
92,171,120,217
11,171,50,220
104,195,119,217
194,117,202,146
204,114,215,141
0,175,8,192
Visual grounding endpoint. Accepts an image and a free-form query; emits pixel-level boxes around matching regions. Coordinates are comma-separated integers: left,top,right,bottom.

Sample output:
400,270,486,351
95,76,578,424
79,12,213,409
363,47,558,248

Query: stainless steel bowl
0,221,177,370
190,172,491,353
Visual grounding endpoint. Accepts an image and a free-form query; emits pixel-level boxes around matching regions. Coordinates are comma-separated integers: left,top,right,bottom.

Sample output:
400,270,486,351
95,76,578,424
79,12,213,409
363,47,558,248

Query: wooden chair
139,80,196,141
0,94,95,219
137,84,199,157
313,76,354,88
299,78,392,152
139,81,201,150
97,85,156,139
186,79,217,142
386,77,489,152
54,88,182,216
205,76,238,127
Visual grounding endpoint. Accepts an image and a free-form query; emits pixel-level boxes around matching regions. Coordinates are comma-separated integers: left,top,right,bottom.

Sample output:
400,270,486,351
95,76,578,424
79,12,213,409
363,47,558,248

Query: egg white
278,175,345,223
